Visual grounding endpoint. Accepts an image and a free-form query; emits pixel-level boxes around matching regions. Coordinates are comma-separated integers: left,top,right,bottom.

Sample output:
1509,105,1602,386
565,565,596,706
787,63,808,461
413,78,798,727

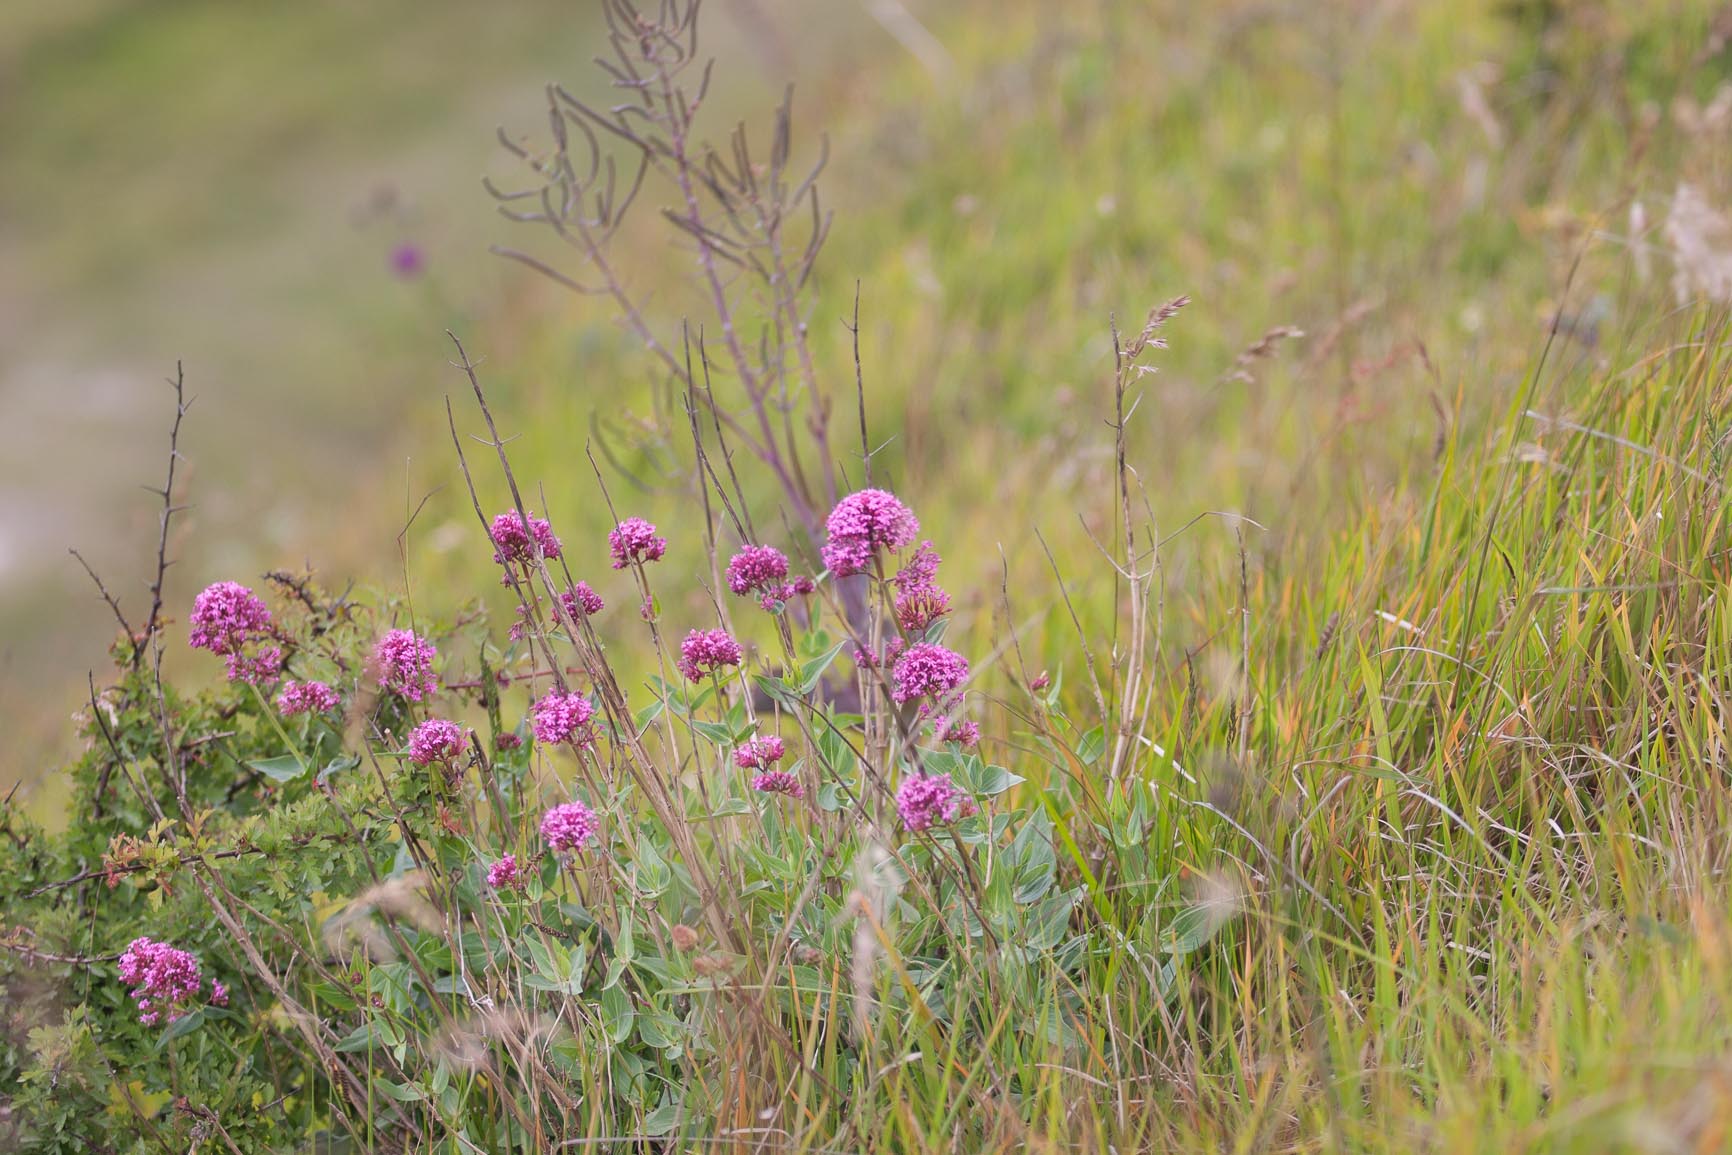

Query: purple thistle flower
277,679,341,716
541,801,597,853
751,770,805,798
531,691,595,748
489,510,563,568
390,242,425,279
896,773,976,833
486,854,522,889
609,517,667,569
733,734,786,770
821,489,919,577
118,937,209,1026
891,643,969,704
725,545,790,596
407,718,468,767
189,581,272,655
374,629,439,701
678,628,743,683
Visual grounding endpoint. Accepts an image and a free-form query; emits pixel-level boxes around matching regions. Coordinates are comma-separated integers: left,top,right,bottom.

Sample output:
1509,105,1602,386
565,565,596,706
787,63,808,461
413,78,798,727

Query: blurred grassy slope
416,0,1723,707
0,0,861,794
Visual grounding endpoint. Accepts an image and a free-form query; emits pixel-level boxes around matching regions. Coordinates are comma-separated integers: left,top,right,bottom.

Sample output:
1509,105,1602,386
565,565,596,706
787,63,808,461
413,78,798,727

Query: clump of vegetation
8,0,1732,1150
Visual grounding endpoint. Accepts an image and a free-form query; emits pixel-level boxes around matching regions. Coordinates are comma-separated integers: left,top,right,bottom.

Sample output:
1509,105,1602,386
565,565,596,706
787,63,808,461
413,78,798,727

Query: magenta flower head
390,242,424,279
490,510,563,567
678,628,743,683
821,489,919,577
486,854,522,890
373,628,438,701
733,734,786,770
609,517,667,569
939,718,981,748
531,691,595,748
726,545,790,596
189,581,272,655
408,718,468,767
891,643,969,705
541,801,597,853
894,585,952,634
894,542,943,593
225,645,284,687
118,937,209,1026
751,770,805,798
562,582,605,619
277,680,341,717
896,773,976,833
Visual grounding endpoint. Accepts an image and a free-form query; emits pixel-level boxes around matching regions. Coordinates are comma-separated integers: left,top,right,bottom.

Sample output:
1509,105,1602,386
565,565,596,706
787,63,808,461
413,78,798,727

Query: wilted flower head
277,680,340,716
678,628,743,683
189,581,272,655
408,718,468,767
541,801,597,853
490,510,563,568
726,545,790,596
118,937,209,1026
751,770,805,798
896,773,975,832
531,691,595,748
822,489,919,576
486,854,522,890
609,517,667,569
374,629,439,701
891,643,969,704
734,734,786,770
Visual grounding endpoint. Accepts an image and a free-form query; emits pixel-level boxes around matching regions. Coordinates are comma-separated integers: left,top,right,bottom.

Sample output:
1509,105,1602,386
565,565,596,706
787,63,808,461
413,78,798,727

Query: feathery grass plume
1666,183,1732,304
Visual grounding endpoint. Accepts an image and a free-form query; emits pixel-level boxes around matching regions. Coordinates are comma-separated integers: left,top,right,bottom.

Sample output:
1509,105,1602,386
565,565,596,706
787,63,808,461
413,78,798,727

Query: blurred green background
0,0,869,792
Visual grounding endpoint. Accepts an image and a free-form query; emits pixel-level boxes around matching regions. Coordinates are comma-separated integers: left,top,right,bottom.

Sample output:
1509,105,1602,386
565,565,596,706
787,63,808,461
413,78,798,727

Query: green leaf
971,764,1025,797
334,1022,382,1053
248,754,309,783
1163,903,1232,956
373,1078,424,1103
1077,727,1106,766
796,640,851,695
642,1102,683,1136
634,836,671,898
154,1008,206,1049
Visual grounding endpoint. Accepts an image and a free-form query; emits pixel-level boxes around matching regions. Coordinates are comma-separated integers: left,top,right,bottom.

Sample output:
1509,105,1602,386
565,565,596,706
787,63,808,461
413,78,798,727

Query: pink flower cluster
895,773,976,832
531,691,595,749
508,582,605,642
893,542,952,633
733,734,785,770
562,582,605,619
408,718,468,767
189,581,272,655
276,680,340,717
725,545,816,609
489,510,562,569
118,937,220,1026
751,770,804,798
678,628,743,683
939,718,981,747
821,489,920,577
189,582,281,685
486,854,522,890
374,629,439,701
890,643,969,705
541,801,597,852
609,517,667,569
